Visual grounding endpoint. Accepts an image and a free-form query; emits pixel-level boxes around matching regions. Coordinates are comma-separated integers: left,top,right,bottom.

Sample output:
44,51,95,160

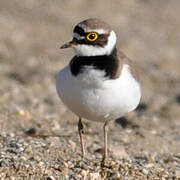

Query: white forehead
78,23,108,34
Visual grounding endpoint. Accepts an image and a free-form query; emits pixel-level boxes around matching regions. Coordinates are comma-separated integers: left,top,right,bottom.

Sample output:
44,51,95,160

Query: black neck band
70,48,119,79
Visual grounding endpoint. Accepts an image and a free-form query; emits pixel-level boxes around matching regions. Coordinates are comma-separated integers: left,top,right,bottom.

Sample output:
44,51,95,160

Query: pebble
46,176,55,180
24,128,36,135
80,169,88,177
142,168,149,175
89,172,100,180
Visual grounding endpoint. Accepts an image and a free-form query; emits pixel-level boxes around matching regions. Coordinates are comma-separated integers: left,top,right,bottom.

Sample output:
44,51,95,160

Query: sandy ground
0,0,180,179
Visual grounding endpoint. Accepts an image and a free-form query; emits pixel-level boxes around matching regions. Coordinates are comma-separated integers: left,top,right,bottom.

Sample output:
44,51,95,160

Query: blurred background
0,0,180,177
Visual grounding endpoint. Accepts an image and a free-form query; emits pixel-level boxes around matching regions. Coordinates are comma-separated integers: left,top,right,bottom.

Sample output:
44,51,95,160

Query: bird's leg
102,121,109,161
78,117,85,158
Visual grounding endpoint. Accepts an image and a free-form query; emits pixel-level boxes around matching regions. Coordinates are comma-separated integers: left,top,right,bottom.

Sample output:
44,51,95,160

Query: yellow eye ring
86,32,98,42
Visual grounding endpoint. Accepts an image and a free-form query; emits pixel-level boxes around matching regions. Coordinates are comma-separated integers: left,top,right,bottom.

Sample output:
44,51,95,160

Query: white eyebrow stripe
77,24,108,34
73,32,84,40
87,29,108,34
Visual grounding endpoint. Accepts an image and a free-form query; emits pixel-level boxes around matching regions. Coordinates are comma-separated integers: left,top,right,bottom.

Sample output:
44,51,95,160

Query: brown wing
114,49,140,82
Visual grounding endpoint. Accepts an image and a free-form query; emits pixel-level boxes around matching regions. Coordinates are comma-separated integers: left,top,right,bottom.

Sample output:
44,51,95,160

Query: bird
56,18,141,161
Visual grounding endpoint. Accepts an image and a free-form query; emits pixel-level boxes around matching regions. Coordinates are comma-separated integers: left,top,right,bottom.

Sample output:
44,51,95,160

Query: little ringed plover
56,18,141,161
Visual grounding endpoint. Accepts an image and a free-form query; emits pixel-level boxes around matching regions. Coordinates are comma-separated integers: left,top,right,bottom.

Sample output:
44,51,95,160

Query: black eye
86,32,98,41
89,34,95,39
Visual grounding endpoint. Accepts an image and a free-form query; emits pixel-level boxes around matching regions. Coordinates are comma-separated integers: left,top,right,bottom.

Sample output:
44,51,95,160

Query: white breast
56,64,141,122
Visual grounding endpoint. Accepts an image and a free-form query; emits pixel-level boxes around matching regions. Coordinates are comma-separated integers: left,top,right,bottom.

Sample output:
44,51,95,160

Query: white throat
74,31,117,57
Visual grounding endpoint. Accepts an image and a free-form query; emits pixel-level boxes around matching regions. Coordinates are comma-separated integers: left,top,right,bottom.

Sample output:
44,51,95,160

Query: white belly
56,64,141,122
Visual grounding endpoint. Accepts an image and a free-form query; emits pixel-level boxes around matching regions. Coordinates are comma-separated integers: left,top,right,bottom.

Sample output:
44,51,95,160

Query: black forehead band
73,26,85,36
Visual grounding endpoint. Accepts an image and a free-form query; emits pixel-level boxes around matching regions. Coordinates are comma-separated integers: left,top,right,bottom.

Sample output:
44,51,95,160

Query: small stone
10,177,16,180
24,128,36,135
46,176,55,180
89,172,100,180
0,160,7,167
151,130,157,134
19,109,25,116
134,156,148,165
63,161,69,168
80,169,88,177
142,168,149,175
18,109,31,119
